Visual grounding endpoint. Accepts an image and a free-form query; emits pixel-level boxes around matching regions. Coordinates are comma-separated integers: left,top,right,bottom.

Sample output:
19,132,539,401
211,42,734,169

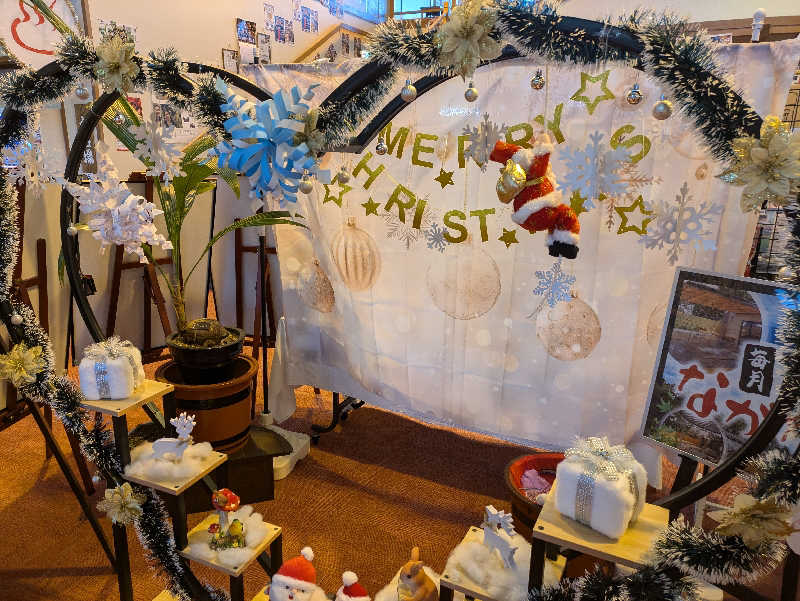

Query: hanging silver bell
400,78,417,103
625,83,643,105
67,224,78,236
530,69,545,90
337,166,351,184
652,94,673,120
10,314,23,326
778,265,793,280
298,174,314,194
75,84,91,101
376,138,388,155
464,81,478,103
91,472,103,485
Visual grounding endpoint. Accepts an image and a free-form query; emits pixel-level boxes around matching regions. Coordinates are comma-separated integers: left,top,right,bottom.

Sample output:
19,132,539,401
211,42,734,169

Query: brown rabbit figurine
397,547,438,601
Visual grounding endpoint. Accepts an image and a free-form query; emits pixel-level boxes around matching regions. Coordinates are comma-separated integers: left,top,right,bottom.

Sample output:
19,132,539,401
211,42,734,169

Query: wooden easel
3,182,96,495
104,174,173,355
234,223,277,349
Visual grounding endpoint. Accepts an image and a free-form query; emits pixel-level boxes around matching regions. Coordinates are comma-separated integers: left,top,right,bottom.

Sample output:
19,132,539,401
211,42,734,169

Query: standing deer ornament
152,412,196,461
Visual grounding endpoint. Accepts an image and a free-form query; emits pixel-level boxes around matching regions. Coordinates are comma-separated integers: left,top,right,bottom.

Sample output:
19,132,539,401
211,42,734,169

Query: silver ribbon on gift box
564,436,642,527
85,336,139,398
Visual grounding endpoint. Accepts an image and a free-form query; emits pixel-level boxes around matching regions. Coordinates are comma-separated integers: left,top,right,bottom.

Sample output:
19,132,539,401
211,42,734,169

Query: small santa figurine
489,134,580,259
336,571,371,601
268,547,325,601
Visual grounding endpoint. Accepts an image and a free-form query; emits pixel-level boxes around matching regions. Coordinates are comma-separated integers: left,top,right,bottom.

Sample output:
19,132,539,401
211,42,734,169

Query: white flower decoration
130,116,185,183
436,0,502,80
94,34,140,93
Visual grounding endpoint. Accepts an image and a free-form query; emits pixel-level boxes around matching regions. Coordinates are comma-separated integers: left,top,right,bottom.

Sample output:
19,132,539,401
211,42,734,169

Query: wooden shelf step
81,379,174,418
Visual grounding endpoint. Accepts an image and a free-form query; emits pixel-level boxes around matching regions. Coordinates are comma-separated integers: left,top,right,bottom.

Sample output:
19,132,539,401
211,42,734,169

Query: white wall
85,0,375,66
561,0,796,22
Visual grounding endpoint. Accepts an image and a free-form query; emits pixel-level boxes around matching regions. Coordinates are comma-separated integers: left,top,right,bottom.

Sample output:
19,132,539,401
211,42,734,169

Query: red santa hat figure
268,547,318,601
336,571,370,601
489,133,580,259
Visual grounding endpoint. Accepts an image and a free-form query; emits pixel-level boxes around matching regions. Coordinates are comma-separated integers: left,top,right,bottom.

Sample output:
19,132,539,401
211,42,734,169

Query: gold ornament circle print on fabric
536,297,601,361
426,242,501,320
331,218,381,291
298,259,335,313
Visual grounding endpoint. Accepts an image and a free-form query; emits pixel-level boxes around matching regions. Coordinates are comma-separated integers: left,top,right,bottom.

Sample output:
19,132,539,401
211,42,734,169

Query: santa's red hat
336,571,370,601
273,547,316,590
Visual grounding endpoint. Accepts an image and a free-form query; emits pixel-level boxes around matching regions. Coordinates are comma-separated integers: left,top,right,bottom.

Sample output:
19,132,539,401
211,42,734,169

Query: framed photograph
641,268,799,464
274,16,286,44
301,6,311,32
257,33,272,65
222,48,239,73
236,18,257,44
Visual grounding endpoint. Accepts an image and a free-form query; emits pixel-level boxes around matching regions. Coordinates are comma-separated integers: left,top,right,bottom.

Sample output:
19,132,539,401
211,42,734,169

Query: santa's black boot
548,242,560,257
559,242,579,259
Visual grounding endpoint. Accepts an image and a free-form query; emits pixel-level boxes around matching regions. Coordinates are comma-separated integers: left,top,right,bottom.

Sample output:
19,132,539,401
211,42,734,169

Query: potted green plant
72,98,304,383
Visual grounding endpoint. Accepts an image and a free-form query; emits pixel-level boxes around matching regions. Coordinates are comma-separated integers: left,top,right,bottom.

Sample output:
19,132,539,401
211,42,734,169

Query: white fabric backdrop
224,40,800,449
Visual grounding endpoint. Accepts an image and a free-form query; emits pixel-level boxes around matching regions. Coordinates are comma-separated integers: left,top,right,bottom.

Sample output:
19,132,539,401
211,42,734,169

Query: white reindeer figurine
481,505,518,569
152,413,196,462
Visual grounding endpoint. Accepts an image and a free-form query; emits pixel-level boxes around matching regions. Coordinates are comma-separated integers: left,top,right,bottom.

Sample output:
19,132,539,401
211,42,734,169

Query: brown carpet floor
0,348,793,601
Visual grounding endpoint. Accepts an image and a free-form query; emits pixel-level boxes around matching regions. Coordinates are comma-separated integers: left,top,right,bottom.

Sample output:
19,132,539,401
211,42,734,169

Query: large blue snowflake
533,259,575,308
425,223,447,252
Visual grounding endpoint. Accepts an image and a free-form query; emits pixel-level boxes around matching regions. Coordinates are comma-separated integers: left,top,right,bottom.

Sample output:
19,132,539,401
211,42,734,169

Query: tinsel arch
1,3,799,600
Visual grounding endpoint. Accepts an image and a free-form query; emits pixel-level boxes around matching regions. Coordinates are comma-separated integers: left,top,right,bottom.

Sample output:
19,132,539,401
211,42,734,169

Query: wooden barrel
155,355,257,454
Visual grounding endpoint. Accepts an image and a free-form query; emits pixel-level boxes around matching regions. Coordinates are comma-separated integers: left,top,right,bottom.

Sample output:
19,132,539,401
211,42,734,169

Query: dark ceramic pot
166,327,245,384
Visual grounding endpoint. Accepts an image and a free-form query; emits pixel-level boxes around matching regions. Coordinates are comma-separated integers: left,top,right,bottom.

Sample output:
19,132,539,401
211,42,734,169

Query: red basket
504,452,564,541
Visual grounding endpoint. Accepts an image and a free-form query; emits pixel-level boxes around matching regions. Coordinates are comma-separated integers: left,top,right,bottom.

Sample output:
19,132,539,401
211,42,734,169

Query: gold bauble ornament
536,296,601,361
652,95,673,120
400,79,417,103
376,138,388,155
426,240,501,320
464,81,479,103
625,83,643,105
75,84,91,101
298,259,335,313
530,69,545,90
331,218,381,291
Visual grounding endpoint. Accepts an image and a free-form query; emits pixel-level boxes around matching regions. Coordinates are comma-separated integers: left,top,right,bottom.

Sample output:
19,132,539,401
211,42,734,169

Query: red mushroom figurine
208,523,220,534
211,488,240,532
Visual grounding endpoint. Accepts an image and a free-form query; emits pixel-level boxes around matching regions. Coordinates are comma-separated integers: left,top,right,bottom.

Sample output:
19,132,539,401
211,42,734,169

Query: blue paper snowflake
425,223,447,252
533,259,575,307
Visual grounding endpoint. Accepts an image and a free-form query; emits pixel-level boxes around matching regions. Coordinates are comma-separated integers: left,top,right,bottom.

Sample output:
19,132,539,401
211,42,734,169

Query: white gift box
79,337,144,400
554,437,648,539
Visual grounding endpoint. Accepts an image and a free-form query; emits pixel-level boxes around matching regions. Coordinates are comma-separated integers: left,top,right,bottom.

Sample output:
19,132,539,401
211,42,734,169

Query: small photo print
286,20,295,45
292,0,302,22
73,104,97,174
301,6,311,33
126,95,143,118
236,18,257,44
263,3,274,27
341,33,350,56
257,33,272,65
222,48,240,73
152,102,182,130
310,9,318,32
274,16,286,44
710,33,733,44
353,36,362,58
325,43,337,62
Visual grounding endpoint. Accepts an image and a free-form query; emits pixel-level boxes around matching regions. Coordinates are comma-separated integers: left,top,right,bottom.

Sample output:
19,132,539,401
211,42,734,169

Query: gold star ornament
570,71,615,116
615,195,653,235
322,181,353,207
361,197,380,216
434,168,455,189
498,228,519,248
569,190,589,217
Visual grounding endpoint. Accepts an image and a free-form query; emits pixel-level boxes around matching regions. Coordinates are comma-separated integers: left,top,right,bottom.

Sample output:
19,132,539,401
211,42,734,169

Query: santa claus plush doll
267,547,326,601
489,134,580,259
336,571,371,601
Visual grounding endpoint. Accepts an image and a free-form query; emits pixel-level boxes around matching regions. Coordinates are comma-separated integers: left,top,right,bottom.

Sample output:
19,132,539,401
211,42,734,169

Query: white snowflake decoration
2,138,60,196
65,143,172,263
533,259,575,308
463,113,506,171
558,131,630,210
425,222,447,252
639,181,723,265
130,116,185,183
383,200,438,249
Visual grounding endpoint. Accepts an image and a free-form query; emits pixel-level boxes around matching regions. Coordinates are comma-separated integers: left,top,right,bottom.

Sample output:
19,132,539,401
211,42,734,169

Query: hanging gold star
498,228,519,248
569,190,589,217
615,195,654,235
361,197,380,216
570,71,615,115
434,168,455,189
322,181,352,207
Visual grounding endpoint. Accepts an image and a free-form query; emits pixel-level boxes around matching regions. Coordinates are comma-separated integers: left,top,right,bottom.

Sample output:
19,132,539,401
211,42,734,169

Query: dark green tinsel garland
1,4,798,600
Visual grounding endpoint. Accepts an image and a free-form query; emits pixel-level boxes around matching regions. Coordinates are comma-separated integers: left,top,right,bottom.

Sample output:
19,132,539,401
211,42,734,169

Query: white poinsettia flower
436,0,501,80
94,35,140,93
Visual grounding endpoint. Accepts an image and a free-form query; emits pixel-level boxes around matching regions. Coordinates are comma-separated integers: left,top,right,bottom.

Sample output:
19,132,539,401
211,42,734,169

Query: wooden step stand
526,480,669,593
80,379,178,601
438,526,567,601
